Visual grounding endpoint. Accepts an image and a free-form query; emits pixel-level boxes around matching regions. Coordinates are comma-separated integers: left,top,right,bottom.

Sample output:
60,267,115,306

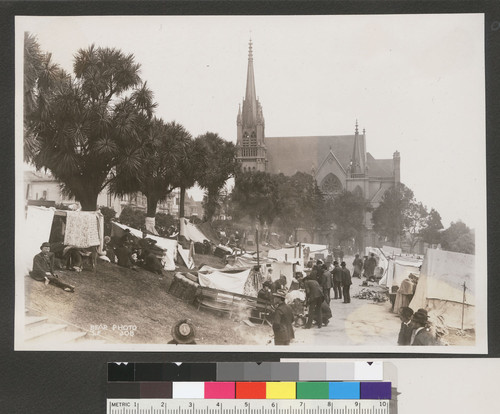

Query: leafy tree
405,201,429,252
25,37,156,211
155,212,177,237
118,205,146,230
328,190,371,250
99,206,117,236
441,220,475,254
371,183,414,245
196,133,238,222
111,119,191,230
274,172,326,241
177,137,206,218
231,171,281,226
420,208,443,246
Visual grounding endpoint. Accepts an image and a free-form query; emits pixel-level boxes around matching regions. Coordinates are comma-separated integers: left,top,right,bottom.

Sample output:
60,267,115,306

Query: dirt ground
24,253,475,348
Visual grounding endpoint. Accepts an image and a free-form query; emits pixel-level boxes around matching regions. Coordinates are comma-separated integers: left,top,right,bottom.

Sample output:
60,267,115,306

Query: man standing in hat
272,289,294,345
319,264,332,303
304,276,324,329
397,307,414,345
332,261,343,300
340,261,352,303
352,254,363,279
30,242,75,292
410,309,436,345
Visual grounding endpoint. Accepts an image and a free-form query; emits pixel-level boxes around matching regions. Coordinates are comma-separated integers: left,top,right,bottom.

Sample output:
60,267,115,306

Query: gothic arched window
250,131,257,146
320,173,343,196
243,131,250,147
353,185,363,198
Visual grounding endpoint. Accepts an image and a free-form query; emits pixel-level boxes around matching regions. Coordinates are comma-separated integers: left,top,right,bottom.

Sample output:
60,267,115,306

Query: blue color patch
329,382,360,399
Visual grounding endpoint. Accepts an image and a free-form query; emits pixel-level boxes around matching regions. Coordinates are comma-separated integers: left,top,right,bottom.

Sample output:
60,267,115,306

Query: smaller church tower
236,40,267,172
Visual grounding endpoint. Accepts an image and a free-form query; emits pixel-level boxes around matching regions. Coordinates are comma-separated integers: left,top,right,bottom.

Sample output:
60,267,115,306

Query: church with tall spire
235,40,401,244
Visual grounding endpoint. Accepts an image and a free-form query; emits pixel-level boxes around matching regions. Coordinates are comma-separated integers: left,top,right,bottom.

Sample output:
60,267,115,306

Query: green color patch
296,382,330,399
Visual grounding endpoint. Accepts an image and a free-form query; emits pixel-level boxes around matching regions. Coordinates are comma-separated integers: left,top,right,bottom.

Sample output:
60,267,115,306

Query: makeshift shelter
381,245,402,256
111,222,178,271
379,257,422,288
409,248,475,330
179,217,208,243
364,246,389,278
197,266,260,297
21,206,104,275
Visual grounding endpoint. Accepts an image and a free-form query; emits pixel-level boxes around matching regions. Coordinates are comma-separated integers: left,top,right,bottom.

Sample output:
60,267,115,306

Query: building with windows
235,41,400,246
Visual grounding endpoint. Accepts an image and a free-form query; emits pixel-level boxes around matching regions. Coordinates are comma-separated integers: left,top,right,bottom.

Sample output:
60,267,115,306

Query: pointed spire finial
248,38,253,61
363,128,366,135
355,119,359,135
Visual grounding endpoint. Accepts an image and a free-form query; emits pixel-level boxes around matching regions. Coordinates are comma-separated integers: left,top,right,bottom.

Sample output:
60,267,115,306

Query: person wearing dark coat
340,261,352,303
30,242,75,292
397,307,414,345
332,261,343,300
116,244,134,268
142,250,163,274
272,290,295,345
257,281,273,303
321,301,332,326
272,275,287,293
411,309,437,346
320,264,332,303
304,277,324,329
365,253,377,279
352,254,363,278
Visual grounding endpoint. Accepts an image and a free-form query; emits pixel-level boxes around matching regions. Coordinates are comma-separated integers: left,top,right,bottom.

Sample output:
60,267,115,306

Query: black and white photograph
15,14,487,352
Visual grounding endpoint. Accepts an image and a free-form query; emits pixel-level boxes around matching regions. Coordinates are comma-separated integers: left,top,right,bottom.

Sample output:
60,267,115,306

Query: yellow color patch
266,382,296,399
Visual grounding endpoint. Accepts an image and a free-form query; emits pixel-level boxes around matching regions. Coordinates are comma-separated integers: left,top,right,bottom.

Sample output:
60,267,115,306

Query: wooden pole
461,281,466,331
256,228,260,268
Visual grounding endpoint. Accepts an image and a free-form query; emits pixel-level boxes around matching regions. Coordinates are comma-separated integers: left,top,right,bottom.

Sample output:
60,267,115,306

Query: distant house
23,169,203,218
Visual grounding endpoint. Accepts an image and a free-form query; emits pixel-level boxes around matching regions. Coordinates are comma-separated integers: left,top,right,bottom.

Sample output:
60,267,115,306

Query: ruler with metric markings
107,399,390,414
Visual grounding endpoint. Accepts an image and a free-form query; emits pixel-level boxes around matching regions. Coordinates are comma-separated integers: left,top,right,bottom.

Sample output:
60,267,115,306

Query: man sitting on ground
30,242,75,292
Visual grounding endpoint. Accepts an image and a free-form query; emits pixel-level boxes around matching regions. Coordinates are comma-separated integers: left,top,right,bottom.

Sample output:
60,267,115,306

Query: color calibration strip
108,362,384,382
107,380,391,400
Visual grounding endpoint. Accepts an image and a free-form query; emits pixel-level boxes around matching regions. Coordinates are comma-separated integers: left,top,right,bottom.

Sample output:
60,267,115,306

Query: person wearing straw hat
410,309,436,346
272,289,294,345
30,242,75,292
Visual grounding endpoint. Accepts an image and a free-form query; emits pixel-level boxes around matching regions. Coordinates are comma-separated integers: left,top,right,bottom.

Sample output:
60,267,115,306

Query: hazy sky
16,14,486,229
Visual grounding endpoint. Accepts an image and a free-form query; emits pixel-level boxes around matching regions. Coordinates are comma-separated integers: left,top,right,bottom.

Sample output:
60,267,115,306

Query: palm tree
196,132,238,221
25,36,156,211
177,137,207,218
112,119,193,232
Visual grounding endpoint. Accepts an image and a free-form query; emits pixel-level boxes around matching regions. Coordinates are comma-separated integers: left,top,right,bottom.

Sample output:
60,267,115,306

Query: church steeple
236,39,267,172
243,39,258,126
351,120,365,175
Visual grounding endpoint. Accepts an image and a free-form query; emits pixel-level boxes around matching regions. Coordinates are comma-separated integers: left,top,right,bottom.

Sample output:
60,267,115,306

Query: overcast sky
16,14,485,229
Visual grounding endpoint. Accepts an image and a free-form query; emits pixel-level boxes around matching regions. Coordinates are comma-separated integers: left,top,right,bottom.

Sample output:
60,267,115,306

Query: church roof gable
266,135,355,176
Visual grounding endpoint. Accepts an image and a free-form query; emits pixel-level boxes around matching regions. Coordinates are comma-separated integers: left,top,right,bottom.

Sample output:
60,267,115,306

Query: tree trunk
78,189,99,211
179,186,186,218
145,194,159,235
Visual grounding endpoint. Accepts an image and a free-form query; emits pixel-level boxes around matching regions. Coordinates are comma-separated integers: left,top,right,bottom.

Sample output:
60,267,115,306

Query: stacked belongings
169,272,200,302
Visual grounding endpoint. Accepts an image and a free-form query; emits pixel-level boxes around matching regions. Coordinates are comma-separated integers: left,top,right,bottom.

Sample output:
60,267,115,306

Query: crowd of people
254,252,436,347
29,230,166,293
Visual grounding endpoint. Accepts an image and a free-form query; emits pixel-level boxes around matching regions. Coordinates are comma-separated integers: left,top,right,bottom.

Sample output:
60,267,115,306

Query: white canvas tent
179,217,208,243
111,222,178,271
379,257,422,288
22,206,104,275
198,266,252,295
409,248,475,330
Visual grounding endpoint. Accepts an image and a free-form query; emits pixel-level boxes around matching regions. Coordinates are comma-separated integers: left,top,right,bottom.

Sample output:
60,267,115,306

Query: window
320,173,343,196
